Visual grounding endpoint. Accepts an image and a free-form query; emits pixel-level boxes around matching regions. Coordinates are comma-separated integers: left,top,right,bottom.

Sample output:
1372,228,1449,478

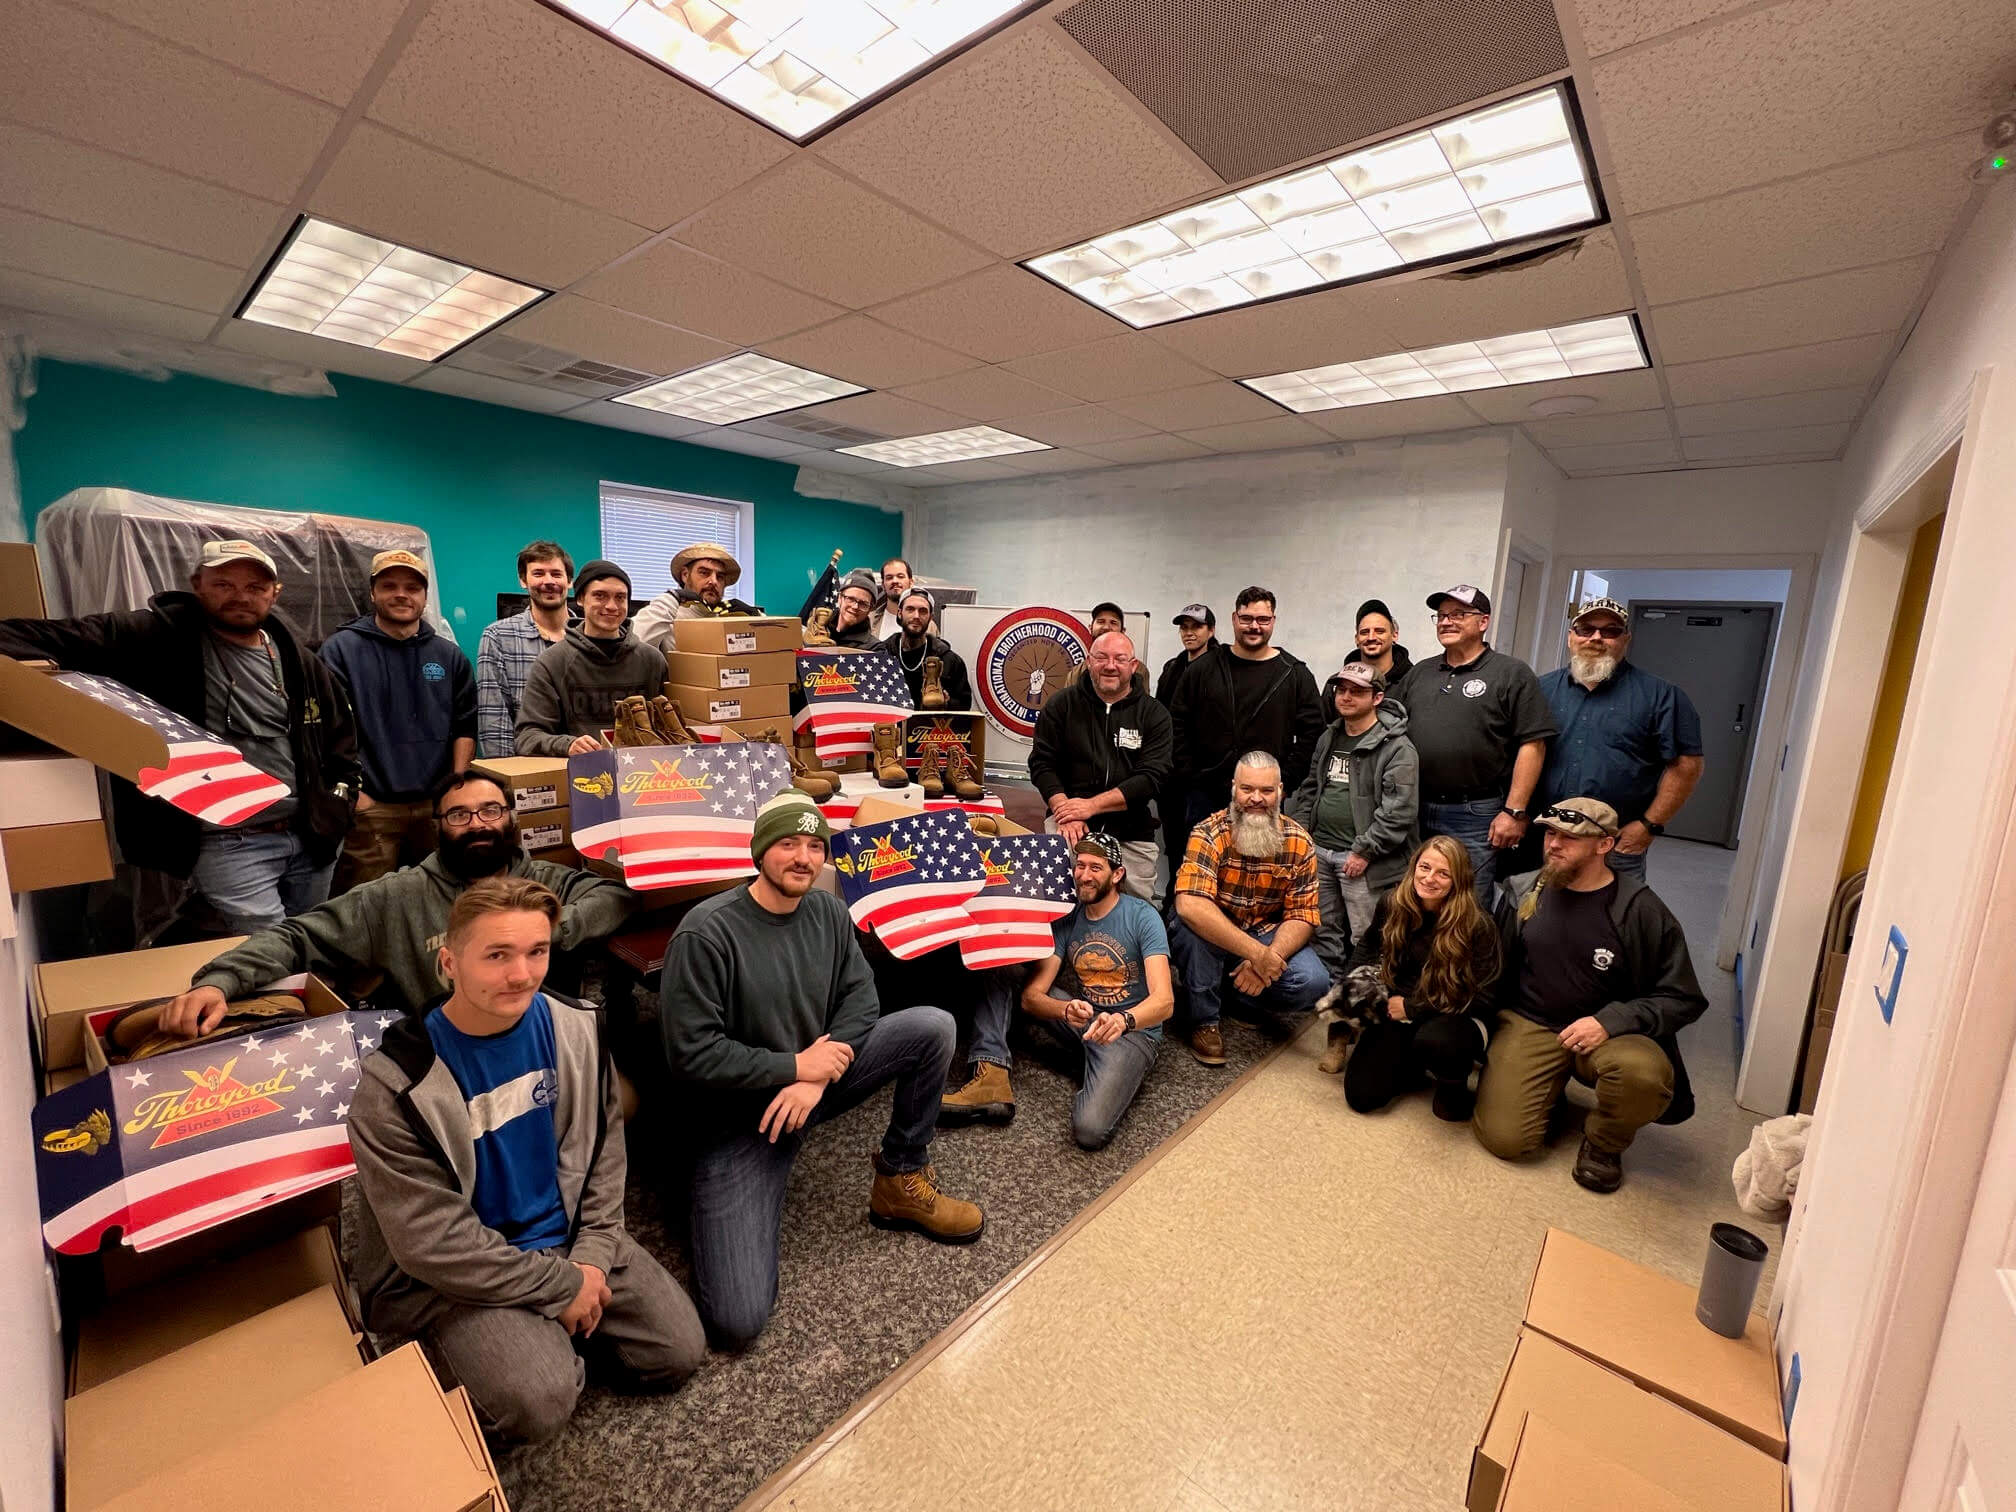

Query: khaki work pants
1473,1010,1673,1158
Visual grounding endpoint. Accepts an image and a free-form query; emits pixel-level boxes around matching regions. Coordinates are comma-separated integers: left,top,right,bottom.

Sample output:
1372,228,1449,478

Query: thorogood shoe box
664,649,797,689
1491,1412,1700,1512
34,937,249,1070
667,680,791,723
1471,1330,1789,1512
470,754,571,814
671,615,801,655
903,711,987,772
1522,1228,1787,1458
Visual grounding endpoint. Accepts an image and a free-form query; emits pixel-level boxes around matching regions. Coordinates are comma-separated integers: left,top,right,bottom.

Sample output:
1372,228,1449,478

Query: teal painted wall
15,359,903,654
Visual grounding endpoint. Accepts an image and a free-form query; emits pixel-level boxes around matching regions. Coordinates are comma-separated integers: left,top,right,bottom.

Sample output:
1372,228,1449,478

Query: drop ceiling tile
0,268,216,341
409,367,589,413
1107,381,1289,432
571,400,713,440
368,0,791,229
989,447,1104,475
1649,259,1931,365
1375,231,1637,350
480,295,734,378
216,319,434,383
312,125,652,291
1176,416,1331,453
686,430,822,461
578,242,843,347
0,122,287,268
759,316,977,390
1522,409,1673,448
1674,387,1867,435
1664,334,1892,405
872,264,1124,363
904,459,1023,484
1003,334,1218,402
815,24,1220,259
0,207,243,312
1629,137,1979,303
1459,367,1666,421
1680,453,1841,470
68,0,410,104
1146,281,1404,378
1299,395,1494,441
1591,0,2010,213
792,392,968,439
1544,438,1683,472
1570,0,1755,56
1080,434,1215,465
891,367,1071,422
3,0,338,200
798,449,906,476
1681,423,1852,461
1008,406,1156,447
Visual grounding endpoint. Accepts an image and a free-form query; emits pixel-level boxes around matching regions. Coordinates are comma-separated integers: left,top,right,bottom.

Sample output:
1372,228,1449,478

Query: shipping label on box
664,649,797,690
469,755,569,814
671,616,802,656
667,681,791,723
520,816,570,853
568,741,793,891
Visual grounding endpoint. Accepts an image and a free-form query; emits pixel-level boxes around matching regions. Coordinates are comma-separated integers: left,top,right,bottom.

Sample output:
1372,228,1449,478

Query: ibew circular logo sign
977,607,1090,740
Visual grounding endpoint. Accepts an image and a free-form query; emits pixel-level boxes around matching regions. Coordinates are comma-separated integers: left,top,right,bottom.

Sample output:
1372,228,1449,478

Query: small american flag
608,742,794,890
959,833,1078,969
831,810,985,960
56,671,290,826
794,651,913,760
798,560,841,624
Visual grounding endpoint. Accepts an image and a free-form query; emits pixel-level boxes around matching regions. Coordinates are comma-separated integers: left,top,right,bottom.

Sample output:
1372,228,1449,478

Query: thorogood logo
41,1109,113,1156
572,772,615,800
125,1057,297,1149
977,607,1091,740
979,847,1013,887
795,812,820,834
621,756,712,806
833,834,917,881
803,663,860,696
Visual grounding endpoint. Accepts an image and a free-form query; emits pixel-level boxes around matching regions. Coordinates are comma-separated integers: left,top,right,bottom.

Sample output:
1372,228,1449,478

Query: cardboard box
96,1183,340,1298
903,711,987,772
667,680,791,723
1493,1413,1699,1512
1522,1228,1786,1458
1471,1330,1789,1512
35,936,248,1070
671,615,802,655
0,540,46,618
65,1287,364,1511
518,814,574,856
664,648,797,690
0,753,101,828
469,754,570,814
3,818,112,891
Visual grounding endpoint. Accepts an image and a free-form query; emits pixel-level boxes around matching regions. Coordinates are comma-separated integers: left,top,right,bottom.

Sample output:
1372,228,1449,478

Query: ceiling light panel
240,217,544,362
548,0,1037,140
838,424,1049,466
612,352,865,423
1241,314,1647,411
1026,84,1601,328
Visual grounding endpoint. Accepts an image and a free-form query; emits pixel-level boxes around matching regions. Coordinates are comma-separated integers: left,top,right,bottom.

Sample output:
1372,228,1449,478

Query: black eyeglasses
439,801,510,829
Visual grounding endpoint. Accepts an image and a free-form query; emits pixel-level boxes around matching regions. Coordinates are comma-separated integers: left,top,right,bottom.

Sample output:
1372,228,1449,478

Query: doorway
1628,602,1778,847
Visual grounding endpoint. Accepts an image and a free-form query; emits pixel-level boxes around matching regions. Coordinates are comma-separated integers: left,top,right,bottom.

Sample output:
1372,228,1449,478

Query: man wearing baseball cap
631,541,763,650
661,791,984,1348
1474,797,1708,1193
1533,597,1705,878
1388,584,1555,902
320,550,476,887
0,538,361,935
1155,604,1218,900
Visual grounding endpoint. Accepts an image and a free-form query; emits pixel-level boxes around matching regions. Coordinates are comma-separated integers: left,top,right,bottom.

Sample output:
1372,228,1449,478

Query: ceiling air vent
453,336,657,398
738,411,891,448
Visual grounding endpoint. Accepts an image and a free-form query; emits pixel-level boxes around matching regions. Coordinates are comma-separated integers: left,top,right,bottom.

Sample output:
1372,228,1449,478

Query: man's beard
438,823,523,880
1232,807,1284,858
1569,648,1622,690
1077,877,1117,905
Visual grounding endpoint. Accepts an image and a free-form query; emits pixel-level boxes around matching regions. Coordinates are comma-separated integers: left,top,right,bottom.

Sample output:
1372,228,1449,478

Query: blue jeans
1025,1016,1160,1150
1419,797,1504,903
1606,846,1647,879
189,827,334,934
1166,915,1329,1029
965,969,1019,1071
685,1006,955,1349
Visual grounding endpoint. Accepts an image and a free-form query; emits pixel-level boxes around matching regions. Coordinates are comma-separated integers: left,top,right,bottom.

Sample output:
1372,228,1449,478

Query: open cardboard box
826,774,1008,831
671,615,802,655
1492,1412,1699,1512
36,936,249,1071
903,710,987,772
664,648,797,689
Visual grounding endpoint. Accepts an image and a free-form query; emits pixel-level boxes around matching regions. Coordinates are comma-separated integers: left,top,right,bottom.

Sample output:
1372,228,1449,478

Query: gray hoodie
513,626,668,756
1285,699,1420,891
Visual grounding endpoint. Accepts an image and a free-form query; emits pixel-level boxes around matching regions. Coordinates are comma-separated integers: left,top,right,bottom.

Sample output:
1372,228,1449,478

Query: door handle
1733,702,1746,733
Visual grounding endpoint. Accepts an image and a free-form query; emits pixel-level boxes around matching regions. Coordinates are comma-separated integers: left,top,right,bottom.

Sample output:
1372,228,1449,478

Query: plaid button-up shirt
476,611,563,757
1175,809,1322,934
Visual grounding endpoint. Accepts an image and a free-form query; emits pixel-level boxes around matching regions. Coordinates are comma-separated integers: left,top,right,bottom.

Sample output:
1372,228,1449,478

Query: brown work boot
1190,1023,1226,1066
920,656,950,710
869,1156,984,1244
944,743,984,800
871,722,909,788
1316,1021,1353,1074
648,695,698,744
1572,1138,1624,1194
937,1061,1014,1126
917,744,945,798
802,606,836,646
765,726,836,798
612,696,654,747
969,814,998,836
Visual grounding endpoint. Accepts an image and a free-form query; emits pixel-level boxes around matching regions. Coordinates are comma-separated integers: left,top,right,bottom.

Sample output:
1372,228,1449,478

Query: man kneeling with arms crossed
347,878,704,1441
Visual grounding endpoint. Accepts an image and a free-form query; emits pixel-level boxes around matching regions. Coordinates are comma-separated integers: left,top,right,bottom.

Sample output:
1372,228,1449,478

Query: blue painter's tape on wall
1785,1351,1801,1428
1875,926,1908,1024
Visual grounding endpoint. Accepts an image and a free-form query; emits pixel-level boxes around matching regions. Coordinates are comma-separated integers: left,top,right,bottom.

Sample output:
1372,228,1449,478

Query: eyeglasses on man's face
439,801,510,829
1572,622,1628,640
1434,609,1484,624
1233,613,1275,628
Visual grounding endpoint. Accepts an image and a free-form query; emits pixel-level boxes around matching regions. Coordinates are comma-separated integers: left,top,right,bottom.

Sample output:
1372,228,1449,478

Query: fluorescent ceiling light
549,0,1036,140
612,353,866,423
1240,314,1647,411
838,425,1049,467
1026,84,1601,328
239,217,542,361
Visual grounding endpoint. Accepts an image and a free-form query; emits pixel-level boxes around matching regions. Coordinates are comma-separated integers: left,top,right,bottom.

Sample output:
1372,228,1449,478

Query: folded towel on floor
1733,1112,1811,1221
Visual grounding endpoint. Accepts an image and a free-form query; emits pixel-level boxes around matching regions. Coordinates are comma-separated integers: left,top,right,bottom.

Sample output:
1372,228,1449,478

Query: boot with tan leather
871,722,909,788
802,607,836,647
1317,1020,1354,1075
968,814,999,836
917,744,945,799
920,656,950,710
762,725,837,798
944,742,984,800
612,696,655,747
793,731,843,789
868,1155,984,1243
648,695,699,745
937,1060,1014,1126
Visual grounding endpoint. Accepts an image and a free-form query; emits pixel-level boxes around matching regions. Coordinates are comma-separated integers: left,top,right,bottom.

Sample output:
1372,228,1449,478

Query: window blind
597,482,751,601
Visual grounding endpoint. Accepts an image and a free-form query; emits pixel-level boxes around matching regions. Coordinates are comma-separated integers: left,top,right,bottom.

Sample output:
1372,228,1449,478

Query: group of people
0,532,1714,1447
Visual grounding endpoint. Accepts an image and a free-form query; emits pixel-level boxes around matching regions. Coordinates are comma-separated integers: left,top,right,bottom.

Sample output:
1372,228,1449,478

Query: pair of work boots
756,725,843,800
872,724,983,798
612,694,695,747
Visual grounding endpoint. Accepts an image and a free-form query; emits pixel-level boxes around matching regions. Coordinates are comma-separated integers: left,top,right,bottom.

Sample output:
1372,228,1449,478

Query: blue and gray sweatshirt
319,615,477,802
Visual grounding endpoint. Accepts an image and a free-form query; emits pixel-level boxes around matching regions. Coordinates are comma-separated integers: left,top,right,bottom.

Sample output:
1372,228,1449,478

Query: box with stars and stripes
31,974,381,1258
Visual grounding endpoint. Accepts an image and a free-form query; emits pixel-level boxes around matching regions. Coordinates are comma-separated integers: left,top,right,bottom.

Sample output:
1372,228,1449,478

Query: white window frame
597,481,755,603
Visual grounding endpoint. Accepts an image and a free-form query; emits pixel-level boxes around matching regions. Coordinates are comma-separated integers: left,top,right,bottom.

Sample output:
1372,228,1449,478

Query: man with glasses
830,572,882,649
155,770,646,1033
1534,597,1705,878
1389,585,1555,901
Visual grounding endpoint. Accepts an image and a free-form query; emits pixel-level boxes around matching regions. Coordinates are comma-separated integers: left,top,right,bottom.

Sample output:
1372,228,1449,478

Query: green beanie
751,789,832,864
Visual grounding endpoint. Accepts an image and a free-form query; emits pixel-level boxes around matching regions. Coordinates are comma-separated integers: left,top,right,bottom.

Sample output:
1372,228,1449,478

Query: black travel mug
1695,1222,1769,1338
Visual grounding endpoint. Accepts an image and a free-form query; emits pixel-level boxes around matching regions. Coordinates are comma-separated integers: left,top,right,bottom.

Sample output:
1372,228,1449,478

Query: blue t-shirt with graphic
425,993,569,1252
1051,893,1169,1038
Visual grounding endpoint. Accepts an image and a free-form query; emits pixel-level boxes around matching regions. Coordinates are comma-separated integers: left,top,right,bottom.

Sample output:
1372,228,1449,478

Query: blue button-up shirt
1535,660,1703,824
476,610,564,758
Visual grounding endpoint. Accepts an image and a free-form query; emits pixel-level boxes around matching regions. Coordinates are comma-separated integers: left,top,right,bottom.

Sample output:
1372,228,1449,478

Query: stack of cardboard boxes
666,616,801,735
470,753,576,862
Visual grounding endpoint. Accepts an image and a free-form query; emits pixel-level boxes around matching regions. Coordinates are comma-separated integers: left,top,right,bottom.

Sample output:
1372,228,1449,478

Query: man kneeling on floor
1473,798,1707,1193
347,878,704,1442
941,835,1172,1148
662,791,984,1349
1168,751,1329,1066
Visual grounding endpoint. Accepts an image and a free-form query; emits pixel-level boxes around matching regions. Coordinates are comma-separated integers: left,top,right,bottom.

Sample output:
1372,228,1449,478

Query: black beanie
575,559,632,598
1355,599,1395,627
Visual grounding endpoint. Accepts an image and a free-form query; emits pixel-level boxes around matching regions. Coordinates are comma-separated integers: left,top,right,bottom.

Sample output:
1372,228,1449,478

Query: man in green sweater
661,790,985,1349
160,770,648,1032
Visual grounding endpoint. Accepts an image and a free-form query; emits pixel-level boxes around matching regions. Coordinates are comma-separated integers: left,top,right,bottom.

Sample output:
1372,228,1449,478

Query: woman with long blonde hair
1340,835,1501,1119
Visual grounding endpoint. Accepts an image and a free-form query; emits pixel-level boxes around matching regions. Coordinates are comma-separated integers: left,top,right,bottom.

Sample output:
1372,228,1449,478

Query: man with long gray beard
1533,598,1704,879
1167,751,1328,1065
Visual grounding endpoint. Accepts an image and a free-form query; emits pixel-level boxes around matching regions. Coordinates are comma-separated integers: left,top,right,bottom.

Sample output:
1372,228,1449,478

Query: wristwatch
1643,820,1667,836
1121,1010,1137,1032
1501,805,1527,819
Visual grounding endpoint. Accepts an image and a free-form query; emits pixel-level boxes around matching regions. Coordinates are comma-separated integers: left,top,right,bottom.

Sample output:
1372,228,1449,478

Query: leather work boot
944,743,984,800
1190,1023,1227,1066
1431,1079,1476,1123
871,723,909,788
920,656,950,710
937,1061,1015,1126
969,814,998,836
760,726,836,798
918,744,945,799
1572,1137,1625,1194
648,695,699,745
612,696,654,747
802,607,837,646
869,1156,984,1244
1316,1021,1353,1075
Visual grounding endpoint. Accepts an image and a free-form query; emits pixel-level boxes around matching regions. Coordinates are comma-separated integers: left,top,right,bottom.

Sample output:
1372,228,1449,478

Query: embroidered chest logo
1461,679,1488,698
1113,726,1142,750
1592,947,1616,971
422,661,446,682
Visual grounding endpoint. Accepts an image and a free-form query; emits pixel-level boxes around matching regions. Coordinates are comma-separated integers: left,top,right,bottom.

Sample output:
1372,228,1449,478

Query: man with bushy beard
1168,752,1328,1066
158,770,648,1032
1534,598,1704,878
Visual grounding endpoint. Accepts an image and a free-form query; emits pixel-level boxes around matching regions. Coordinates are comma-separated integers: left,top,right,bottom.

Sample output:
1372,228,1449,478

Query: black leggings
1344,1013,1482,1113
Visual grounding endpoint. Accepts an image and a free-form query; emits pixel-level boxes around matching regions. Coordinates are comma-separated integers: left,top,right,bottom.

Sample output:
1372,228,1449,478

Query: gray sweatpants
1313,844,1381,985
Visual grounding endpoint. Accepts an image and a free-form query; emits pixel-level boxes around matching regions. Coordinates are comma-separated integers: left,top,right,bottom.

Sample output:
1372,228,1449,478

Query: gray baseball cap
1172,603,1216,627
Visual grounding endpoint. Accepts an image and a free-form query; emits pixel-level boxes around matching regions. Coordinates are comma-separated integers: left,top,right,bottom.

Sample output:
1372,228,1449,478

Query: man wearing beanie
661,790,984,1348
513,560,668,756
1342,599,1412,684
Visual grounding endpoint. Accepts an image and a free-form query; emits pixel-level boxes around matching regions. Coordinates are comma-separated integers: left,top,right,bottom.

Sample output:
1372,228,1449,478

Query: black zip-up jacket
876,631,973,711
1027,679,1173,842
0,593,359,876
1167,641,1326,795
1155,641,1215,705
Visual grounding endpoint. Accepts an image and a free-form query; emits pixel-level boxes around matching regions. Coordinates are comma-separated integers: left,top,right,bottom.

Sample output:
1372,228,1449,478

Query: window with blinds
597,481,754,601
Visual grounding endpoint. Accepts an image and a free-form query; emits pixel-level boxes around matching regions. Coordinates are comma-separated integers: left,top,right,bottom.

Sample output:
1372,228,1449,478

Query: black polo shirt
1391,645,1556,803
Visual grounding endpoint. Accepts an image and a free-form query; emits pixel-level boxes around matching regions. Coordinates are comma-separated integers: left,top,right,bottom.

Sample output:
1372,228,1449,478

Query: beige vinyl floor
759,842,1781,1512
